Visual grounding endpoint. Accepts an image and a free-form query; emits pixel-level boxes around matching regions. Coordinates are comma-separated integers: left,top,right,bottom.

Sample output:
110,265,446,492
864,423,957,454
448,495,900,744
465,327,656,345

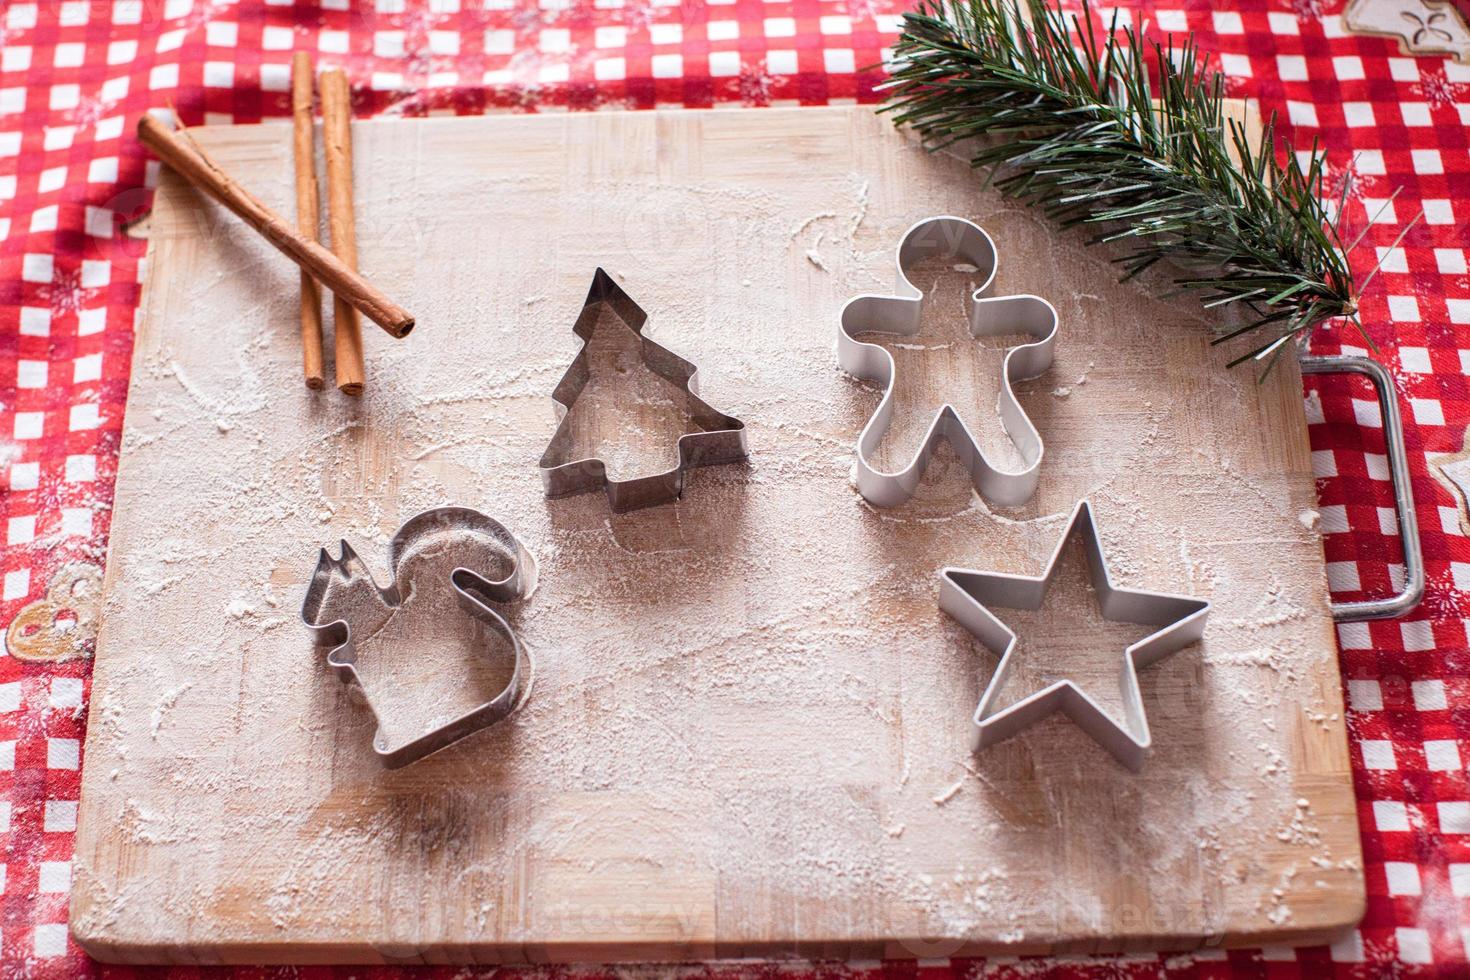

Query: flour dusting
72,112,1359,956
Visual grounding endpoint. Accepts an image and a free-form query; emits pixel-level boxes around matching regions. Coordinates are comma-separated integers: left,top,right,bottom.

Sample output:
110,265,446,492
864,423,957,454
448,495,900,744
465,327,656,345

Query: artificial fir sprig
880,0,1366,369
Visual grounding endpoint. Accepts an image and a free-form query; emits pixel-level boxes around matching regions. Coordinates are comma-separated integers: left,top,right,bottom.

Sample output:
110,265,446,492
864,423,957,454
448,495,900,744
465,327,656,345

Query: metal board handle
1298,353,1425,622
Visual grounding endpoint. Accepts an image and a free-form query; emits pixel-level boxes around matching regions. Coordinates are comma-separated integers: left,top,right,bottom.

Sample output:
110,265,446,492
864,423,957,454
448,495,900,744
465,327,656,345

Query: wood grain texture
72,106,1362,965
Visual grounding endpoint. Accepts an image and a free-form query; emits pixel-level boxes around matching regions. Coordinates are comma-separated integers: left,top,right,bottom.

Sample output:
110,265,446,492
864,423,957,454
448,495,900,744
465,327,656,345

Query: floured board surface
73,107,1362,964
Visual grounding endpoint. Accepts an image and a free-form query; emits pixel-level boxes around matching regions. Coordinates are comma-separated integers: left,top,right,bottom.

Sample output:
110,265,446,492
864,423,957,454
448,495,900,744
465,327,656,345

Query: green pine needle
879,0,1365,370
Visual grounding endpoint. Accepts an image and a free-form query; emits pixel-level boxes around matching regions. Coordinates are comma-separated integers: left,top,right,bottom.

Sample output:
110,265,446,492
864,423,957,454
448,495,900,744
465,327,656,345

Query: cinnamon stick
319,70,364,396
136,113,414,340
291,53,326,390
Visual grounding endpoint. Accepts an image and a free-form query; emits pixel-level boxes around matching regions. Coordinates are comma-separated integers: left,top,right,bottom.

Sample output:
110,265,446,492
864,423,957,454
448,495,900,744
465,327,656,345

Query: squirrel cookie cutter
539,268,748,513
939,500,1210,771
300,507,535,769
838,216,1058,508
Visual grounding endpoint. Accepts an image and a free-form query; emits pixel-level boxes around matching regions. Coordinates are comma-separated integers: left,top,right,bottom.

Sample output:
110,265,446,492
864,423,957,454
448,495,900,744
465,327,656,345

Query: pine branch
879,0,1364,369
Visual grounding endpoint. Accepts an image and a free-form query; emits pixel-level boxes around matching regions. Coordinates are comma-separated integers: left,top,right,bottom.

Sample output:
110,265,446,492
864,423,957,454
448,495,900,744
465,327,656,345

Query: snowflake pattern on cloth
0,0,1468,976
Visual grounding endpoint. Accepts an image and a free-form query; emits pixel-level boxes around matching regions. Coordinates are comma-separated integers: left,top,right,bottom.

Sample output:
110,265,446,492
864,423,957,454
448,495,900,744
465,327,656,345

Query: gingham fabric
0,0,1467,975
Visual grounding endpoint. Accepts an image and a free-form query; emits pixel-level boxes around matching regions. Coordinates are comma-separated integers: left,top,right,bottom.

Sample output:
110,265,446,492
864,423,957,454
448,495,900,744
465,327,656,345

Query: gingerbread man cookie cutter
838,216,1058,507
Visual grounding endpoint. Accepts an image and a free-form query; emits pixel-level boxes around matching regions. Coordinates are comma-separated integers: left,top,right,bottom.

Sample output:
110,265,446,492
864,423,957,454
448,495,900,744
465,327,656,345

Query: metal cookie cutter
838,216,1059,508
938,500,1210,771
539,268,748,513
300,507,535,769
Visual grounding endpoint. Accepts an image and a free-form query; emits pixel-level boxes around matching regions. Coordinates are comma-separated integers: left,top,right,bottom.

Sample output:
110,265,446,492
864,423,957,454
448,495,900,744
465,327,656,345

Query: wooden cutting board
72,106,1363,964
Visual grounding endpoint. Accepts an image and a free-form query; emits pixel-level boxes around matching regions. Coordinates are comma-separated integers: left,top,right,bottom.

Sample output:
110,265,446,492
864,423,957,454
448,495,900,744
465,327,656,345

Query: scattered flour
932,779,964,806
72,125,1355,956
149,682,193,740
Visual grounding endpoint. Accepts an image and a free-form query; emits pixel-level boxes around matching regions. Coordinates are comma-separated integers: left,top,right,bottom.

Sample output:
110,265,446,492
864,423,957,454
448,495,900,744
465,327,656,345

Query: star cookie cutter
939,500,1210,771
838,216,1058,507
300,507,536,769
539,268,748,513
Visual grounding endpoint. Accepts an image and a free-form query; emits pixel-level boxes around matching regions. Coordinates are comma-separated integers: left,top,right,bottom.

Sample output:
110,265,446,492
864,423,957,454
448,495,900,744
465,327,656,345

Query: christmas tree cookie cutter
300,507,535,769
838,215,1058,507
539,268,748,513
939,499,1210,771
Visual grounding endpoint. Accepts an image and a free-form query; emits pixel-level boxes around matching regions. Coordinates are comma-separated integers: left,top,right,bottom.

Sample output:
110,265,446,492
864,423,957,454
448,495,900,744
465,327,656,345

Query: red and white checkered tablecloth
1,0,1468,975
